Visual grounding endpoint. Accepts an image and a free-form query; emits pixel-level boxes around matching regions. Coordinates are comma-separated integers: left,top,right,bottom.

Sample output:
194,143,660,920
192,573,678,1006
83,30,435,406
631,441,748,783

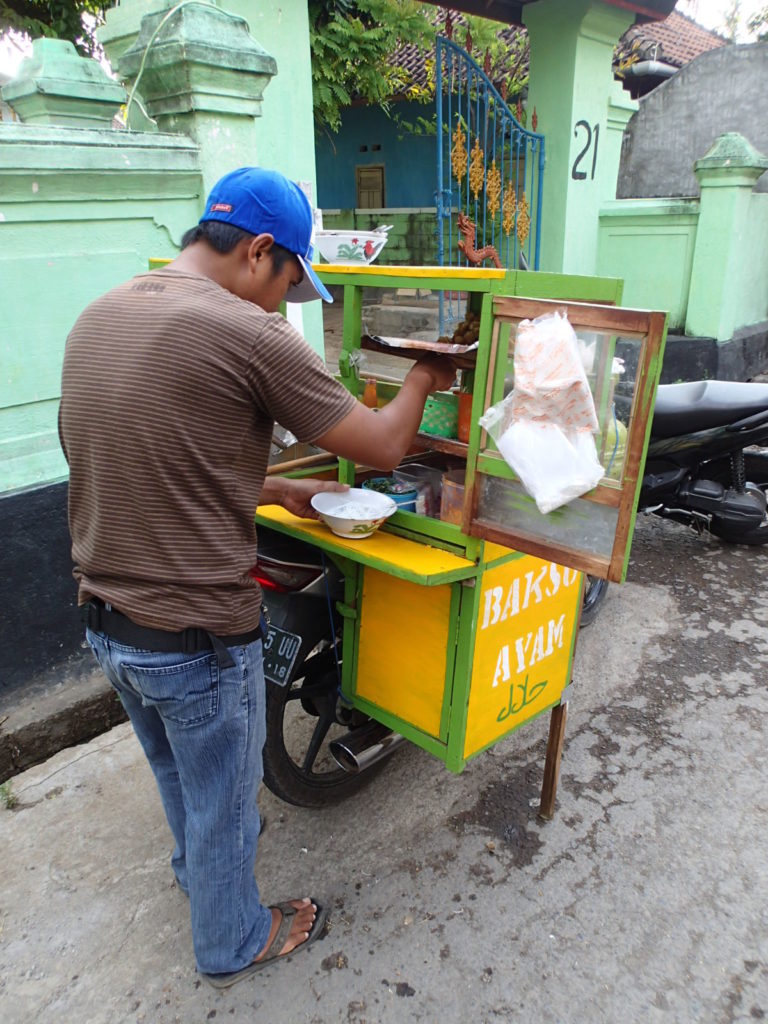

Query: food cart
254,264,668,818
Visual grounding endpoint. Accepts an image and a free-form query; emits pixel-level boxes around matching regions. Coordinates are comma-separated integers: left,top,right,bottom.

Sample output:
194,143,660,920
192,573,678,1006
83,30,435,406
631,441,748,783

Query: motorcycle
254,378,768,806
581,378,768,626
251,527,374,807
635,379,768,544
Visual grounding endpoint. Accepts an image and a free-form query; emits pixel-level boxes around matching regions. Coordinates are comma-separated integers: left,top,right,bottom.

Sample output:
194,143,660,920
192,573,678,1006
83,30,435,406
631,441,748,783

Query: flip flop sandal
201,897,329,989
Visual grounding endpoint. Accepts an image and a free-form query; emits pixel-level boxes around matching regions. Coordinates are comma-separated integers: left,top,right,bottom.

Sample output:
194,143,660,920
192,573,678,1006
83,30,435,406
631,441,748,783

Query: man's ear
245,233,275,271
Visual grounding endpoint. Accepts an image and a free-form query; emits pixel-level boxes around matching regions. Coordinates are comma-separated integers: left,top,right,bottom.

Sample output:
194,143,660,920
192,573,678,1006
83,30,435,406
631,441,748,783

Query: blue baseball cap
200,167,332,304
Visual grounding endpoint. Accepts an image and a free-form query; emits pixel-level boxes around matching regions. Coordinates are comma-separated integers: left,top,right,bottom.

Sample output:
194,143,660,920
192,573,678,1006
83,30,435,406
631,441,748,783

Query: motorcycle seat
651,380,768,439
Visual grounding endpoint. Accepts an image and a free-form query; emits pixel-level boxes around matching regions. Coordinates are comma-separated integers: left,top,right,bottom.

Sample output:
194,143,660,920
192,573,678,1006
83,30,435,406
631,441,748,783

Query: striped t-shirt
59,268,356,634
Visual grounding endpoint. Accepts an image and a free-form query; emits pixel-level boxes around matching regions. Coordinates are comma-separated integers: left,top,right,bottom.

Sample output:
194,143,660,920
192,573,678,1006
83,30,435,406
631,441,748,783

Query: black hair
181,220,251,253
180,220,297,273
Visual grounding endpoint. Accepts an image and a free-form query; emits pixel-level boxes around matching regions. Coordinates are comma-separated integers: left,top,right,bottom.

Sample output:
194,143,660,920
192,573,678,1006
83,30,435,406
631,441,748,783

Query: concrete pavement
1,514,767,1024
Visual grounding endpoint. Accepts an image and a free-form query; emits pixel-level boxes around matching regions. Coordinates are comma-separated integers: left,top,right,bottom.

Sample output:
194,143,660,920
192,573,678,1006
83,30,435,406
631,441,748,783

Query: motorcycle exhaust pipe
329,721,406,774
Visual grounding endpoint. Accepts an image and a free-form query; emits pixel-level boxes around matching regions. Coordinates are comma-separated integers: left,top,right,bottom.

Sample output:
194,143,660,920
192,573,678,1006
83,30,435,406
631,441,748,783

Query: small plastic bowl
310,487,397,539
362,477,419,512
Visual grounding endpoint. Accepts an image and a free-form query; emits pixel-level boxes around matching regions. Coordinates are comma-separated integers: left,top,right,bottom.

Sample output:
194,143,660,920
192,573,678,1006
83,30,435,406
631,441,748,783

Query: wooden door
356,165,384,208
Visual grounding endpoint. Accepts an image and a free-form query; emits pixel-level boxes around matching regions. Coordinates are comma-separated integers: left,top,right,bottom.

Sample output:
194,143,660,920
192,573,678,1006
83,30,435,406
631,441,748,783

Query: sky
0,0,765,79
677,0,766,37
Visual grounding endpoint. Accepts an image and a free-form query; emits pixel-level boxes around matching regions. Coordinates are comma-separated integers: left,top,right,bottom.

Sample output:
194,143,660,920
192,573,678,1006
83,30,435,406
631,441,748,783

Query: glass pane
477,475,618,561
488,319,648,488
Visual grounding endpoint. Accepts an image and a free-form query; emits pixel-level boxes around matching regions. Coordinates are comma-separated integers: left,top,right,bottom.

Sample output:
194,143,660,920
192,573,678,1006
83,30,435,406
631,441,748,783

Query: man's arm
315,356,456,471
258,354,456,518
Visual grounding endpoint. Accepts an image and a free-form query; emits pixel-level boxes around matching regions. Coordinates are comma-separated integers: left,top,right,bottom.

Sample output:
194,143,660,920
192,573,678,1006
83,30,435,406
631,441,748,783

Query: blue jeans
86,628,272,975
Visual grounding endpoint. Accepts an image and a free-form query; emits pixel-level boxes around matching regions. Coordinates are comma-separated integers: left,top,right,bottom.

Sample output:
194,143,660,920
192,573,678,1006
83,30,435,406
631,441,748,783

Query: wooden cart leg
538,700,568,822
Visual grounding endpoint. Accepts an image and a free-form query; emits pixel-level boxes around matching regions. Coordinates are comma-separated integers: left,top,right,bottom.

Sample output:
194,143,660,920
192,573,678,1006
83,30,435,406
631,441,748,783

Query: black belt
83,599,266,669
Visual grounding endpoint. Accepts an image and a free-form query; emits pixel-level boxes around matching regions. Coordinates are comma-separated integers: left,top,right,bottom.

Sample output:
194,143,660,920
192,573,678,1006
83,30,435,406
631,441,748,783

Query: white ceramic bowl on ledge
314,228,390,265
310,487,397,539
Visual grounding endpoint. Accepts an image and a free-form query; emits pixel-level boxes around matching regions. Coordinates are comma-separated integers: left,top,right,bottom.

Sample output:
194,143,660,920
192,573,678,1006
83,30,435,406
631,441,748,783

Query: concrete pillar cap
0,38,126,127
119,2,277,121
695,132,768,180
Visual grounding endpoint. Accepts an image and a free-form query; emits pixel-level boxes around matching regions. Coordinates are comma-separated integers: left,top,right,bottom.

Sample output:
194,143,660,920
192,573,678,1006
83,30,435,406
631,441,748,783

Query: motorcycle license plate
263,625,302,687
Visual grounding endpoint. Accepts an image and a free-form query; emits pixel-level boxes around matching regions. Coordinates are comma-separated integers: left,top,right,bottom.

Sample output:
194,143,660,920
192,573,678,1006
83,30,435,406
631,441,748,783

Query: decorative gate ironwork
435,34,544,301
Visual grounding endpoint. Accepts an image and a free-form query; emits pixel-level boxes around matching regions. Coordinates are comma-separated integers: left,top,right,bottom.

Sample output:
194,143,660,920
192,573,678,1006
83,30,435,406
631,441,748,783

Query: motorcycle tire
580,574,609,627
262,644,389,808
708,453,768,546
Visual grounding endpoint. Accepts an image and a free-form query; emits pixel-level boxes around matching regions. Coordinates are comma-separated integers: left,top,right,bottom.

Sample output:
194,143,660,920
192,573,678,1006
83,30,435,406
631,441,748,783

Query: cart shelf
254,504,477,585
360,334,478,370
412,433,468,458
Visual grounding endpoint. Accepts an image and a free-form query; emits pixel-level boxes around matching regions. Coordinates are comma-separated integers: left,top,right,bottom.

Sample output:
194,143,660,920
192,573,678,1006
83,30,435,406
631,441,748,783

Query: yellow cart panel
463,554,583,759
356,569,453,739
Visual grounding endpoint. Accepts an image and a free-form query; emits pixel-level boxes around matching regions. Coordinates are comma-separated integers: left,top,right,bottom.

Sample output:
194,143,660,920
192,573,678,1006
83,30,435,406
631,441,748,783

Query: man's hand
407,354,457,394
279,477,349,520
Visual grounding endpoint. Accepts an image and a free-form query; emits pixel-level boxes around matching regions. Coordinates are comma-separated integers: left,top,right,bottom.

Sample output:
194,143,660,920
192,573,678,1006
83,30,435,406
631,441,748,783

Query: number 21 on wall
571,119,600,181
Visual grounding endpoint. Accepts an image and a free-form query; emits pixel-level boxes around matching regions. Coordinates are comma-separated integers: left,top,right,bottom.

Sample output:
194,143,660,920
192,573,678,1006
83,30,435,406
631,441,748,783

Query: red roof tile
390,7,525,94
618,10,726,68
388,6,725,95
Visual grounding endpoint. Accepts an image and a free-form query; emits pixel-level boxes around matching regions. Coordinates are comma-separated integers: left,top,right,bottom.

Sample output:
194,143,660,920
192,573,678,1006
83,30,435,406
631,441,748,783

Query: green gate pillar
103,0,326,357
97,0,172,69
523,0,634,275
686,133,768,342
222,0,326,356
119,2,277,197
96,0,174,131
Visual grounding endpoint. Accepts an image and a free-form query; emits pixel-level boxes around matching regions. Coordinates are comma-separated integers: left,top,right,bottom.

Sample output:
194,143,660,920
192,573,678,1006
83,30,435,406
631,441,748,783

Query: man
59,167,455,987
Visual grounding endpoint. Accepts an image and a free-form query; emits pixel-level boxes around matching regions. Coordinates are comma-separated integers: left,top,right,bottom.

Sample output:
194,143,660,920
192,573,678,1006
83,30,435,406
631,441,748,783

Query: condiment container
362,378,378,408
457,392,473,443
439,469,465,525
393,464,444,517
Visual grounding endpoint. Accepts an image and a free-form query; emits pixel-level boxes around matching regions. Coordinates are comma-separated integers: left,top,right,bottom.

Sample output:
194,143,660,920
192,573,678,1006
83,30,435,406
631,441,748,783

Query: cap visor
286,255,333,303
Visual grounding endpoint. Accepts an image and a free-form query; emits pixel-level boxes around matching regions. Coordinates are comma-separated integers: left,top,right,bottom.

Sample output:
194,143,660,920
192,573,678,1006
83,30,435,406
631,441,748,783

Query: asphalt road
1,512,767,1023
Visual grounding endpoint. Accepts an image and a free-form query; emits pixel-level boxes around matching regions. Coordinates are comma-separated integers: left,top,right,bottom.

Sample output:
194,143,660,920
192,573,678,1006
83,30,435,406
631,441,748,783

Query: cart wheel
580,575,609,627
262,643,390,807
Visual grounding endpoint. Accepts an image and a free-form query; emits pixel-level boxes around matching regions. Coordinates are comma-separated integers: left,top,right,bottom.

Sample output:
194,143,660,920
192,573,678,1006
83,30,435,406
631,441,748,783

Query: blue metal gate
435,34,544,289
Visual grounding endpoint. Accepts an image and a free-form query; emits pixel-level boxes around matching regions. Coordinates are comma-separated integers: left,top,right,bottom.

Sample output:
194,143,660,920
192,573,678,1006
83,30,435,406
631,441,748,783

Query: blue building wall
316,100,436,209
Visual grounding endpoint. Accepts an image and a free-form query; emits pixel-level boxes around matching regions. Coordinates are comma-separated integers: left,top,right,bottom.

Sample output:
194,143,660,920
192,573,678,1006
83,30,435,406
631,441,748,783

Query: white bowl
310,487,397,539
315,229,389,265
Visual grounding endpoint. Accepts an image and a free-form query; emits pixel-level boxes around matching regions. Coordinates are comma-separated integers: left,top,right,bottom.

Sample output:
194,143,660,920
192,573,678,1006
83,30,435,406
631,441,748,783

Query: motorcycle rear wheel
709,453,768,546
262,644,389,807
580,575,609,627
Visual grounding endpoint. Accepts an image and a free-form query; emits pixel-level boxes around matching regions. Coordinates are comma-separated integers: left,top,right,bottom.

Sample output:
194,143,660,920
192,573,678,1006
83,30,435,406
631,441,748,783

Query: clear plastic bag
478,310,603,514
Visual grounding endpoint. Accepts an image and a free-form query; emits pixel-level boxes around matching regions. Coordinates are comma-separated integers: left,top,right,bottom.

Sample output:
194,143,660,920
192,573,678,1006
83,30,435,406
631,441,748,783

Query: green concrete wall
0,125,201,493
686,188,768,340
321,209,438,266
730,192,768,334
597,198,699,331
1,0,329,496
597,176,768,340
686,136,768,341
